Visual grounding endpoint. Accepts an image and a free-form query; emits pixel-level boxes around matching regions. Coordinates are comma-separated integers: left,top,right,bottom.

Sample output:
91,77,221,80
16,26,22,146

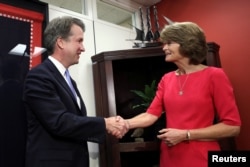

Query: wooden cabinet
91,42,221,167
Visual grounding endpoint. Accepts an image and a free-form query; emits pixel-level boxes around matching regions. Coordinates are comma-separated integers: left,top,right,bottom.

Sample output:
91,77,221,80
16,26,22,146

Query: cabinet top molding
91,42,219,63
91,46,164,63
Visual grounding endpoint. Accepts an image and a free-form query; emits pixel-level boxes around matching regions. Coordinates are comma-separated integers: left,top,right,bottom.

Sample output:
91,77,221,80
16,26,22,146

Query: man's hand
105,116,129,138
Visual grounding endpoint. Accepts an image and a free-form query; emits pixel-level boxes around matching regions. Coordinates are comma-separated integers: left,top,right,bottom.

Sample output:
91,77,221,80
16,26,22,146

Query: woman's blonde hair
160,22,208,65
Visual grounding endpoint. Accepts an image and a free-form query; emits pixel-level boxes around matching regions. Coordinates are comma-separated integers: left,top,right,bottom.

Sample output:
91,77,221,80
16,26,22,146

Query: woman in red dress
125,22,241,167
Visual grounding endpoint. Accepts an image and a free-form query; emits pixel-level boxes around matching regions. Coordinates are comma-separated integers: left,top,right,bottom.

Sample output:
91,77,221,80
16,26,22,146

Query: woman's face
162,41,182,63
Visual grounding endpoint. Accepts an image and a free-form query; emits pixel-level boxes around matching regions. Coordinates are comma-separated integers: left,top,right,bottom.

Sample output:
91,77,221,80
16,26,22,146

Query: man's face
63,24,85,67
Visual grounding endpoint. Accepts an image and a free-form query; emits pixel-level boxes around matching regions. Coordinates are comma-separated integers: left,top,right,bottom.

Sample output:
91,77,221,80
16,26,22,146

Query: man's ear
56,37,64,49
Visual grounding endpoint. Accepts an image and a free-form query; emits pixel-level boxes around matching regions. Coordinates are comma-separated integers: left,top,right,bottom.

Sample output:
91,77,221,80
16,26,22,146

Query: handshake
104,116,130,138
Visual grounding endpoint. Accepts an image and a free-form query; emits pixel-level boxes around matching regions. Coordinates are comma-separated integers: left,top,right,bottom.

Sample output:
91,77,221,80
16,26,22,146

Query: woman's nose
162,43,168,51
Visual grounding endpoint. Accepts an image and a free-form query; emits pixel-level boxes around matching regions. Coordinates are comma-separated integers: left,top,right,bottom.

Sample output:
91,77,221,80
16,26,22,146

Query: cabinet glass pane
97,0,133,29
39,0,86,14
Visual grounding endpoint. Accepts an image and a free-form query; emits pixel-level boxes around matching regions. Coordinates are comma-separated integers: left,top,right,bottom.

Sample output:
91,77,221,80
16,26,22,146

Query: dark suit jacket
23,59,106,167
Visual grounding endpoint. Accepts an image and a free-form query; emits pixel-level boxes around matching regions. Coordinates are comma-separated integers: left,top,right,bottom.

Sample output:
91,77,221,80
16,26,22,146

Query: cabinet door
92,47,167,167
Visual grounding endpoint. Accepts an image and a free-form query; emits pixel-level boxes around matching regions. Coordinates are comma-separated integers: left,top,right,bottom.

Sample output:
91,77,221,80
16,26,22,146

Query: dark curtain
0,16,30,167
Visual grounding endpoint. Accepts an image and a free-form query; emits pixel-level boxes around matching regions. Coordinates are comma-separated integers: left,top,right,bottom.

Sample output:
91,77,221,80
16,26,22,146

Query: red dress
147,67,241,167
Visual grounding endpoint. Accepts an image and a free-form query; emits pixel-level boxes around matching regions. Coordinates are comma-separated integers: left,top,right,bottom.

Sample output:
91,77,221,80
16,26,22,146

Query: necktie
65,69,77,99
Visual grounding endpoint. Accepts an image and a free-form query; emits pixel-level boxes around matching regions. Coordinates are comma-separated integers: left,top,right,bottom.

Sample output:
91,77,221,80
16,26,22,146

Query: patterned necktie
65,69,77,99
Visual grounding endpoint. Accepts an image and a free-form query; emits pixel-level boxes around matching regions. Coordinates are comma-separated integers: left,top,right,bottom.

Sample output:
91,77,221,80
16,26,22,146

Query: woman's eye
166,41,172,44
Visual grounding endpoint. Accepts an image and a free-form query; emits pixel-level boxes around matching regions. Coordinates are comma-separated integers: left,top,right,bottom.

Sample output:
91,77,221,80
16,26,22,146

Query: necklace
177,74,189,96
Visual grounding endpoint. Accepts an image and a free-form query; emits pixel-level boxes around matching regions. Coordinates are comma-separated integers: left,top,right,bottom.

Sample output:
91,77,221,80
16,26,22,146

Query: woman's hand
157,128,187,146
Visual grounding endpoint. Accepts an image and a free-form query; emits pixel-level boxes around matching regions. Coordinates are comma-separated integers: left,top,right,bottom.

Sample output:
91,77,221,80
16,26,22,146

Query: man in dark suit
23,16,128,167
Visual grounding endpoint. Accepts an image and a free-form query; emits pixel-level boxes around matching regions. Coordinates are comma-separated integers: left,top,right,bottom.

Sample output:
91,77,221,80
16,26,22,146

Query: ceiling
101,0,161,12
126,0,161,7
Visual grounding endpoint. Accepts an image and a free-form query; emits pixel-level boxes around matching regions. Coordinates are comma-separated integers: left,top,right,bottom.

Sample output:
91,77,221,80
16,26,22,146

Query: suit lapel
44,59,84,114
71,80,87,116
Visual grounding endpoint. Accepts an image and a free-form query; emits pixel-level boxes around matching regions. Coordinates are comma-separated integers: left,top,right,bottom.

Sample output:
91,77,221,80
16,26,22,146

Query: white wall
47,4,136,167
94,20,136,53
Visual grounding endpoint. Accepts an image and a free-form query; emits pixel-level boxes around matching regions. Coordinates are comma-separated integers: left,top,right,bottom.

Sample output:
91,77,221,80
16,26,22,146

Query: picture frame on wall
0,1,48,167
